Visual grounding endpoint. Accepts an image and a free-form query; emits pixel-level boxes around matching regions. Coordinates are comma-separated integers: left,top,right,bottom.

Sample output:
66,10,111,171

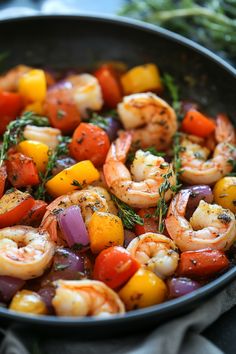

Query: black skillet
0,14,235,336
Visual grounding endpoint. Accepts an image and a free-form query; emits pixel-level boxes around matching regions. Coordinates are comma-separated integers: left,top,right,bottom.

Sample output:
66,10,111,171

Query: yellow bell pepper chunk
19,69,47,102
88,211,124,254
46,160,100,197
121,63,162,95
23,101,44,115
118,268,167,310
213,176,236,213
10,290,48,315
18,140,49,173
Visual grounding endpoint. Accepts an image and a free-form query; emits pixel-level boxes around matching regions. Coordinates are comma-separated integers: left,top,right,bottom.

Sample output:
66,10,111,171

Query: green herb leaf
0,111,49,167
34,135,71,200
162,73,182,119
89,113,109,130
111,194,144,230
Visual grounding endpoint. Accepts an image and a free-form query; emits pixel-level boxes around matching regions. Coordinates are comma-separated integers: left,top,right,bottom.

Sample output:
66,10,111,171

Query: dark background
0,1,236,353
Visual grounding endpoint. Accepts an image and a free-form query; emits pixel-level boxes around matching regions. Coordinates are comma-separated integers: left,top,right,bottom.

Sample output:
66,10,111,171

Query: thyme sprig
111,194,144,230
155,169,173,233
173,132,185,189
119,0,236,61
0,112,49,167
89,113,109,130
34,136,71,200
162,73,182,119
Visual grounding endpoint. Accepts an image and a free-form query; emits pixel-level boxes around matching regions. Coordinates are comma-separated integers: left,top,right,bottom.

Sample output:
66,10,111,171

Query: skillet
0,14,235,336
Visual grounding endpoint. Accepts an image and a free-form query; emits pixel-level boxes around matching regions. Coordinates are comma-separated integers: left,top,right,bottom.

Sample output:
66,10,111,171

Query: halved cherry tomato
44,88,81,134
181,109,215,138
134,208,158,235
6,153,40,188
69,123,110,167
0,166,7,198
0,189,34,228
94,65,122,108
93,246,140,289
0,91,22,135
21,200,47,227
178,249,229,278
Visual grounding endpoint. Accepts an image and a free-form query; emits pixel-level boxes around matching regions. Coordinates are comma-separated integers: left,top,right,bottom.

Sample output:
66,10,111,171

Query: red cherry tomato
93,246,140,289
135,208,158,235
94,65,122,108
69,123,110,167
0,91,22,135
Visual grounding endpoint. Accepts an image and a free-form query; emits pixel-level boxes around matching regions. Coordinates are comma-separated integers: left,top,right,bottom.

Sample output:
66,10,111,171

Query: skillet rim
0,13,235,327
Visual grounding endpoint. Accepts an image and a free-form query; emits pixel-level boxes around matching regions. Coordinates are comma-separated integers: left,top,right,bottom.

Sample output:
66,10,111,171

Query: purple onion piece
38,286,55,314
0,276,25,303
185,185,213,219
41,248,84,286
124,230,136,248
58,206,89,247
104,117,123,141
168,277,201,298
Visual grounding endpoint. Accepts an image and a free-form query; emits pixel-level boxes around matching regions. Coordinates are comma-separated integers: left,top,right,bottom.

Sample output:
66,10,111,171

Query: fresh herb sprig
111,194,144,230
89,113,109,130
34,136,71,200
162,73,182,119
155,169,173,233
0,112,49,167
172,132,185,188
119,0,236,61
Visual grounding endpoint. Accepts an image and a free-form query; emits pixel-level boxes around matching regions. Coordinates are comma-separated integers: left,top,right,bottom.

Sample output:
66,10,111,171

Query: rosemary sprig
111,194,144,230
0,112,49,167
155,169,173,233
162,73,182,119
34,136,71,200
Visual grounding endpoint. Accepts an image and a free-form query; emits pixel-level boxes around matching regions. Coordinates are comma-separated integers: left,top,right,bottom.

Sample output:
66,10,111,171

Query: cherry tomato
69,123,110,167
134,208,158,235
44,87,81,134
0,189,34,228
94,65,122,108
178,249,229,278
0,91,22,135
6,153,40,188
93,246,140,289
21,200,48,227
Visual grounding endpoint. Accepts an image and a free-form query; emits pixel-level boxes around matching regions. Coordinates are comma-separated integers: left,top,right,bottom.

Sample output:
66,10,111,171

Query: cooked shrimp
67,74,103,118
0,65,31,91
40,187,115,241
165,189,236,251
127,233,179,278
117,93,177,150
23,125,61,149
0,226,54,280
103,131,176,208
52,280,125,317
180,114,236,185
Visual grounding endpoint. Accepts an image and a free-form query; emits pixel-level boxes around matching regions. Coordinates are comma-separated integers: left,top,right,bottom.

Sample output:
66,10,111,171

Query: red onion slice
58,206,89,247
0,276,25,303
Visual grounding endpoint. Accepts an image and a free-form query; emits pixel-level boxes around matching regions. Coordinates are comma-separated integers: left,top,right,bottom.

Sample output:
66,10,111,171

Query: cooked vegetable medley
0,63,235,317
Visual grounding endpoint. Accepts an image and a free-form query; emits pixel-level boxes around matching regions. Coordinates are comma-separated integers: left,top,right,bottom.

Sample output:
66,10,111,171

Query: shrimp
165,189,236,252
66,74,103,118
127,233,179,278
40,187,116,241
0,65,31,91
117,93,177,150
180,114,236,185
23,125,61,149
52,280,125,317
103,131,176,208
0,226,55,280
